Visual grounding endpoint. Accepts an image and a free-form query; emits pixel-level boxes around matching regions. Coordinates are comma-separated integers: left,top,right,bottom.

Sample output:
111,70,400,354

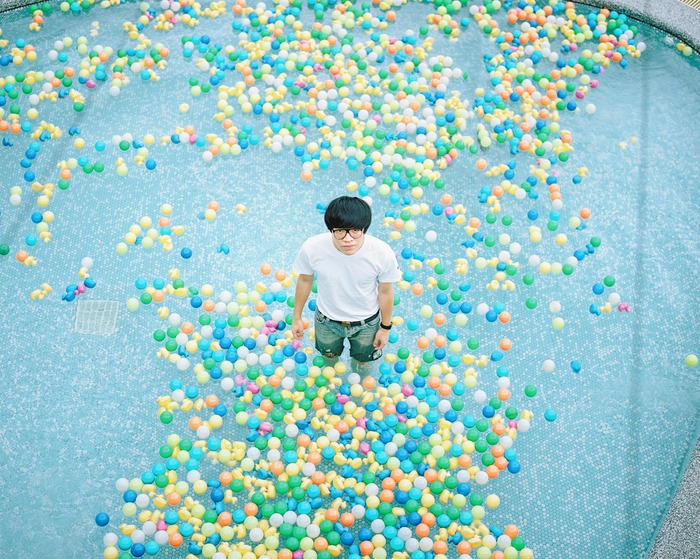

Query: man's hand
373,328,389,350
292,317,305,340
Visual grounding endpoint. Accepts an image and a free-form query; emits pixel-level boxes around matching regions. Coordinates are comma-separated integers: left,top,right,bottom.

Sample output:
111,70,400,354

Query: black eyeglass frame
330,228,364,240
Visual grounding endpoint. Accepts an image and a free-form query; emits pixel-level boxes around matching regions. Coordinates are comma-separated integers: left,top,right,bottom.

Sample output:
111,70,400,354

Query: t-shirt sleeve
292,240,314,275
377,244,402,283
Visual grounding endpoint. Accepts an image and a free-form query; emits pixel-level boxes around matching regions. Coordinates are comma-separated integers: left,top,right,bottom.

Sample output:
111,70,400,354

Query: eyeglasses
331,228,364,240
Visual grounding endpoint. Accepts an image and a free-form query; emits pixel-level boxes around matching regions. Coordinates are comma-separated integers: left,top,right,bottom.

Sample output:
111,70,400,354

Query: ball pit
0,1,699,559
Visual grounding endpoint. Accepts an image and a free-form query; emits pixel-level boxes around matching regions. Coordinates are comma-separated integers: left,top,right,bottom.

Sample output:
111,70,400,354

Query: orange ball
498,311,511,324
411,283,424,296
433,541,448,555
499,338,512,351
16,250,28,263
243,503,258,516
456,541,472,555
205,395,219,408
188,417,203,430
362,376,376,390
169,533,183,547
433,335,446,347
476,158,487,171
219,471,233,486
274,269,287,281
433,313,446,326
415,523,430,538
260,263,272,275
207,201,220,211
218,512,232,526
167,492,181,506
417,336,430,350
255,300,267,313
301,170,312,181
340,512,354,527
202,299,215,312
504,525,519,538
325,508,339,522
359,541,374,555
181,322,194,334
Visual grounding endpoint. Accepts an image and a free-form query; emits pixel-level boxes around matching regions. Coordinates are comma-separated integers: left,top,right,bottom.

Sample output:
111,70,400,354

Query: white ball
219,290,232,303
542,359,555,373
474,390,487,403
221,377,234,391
109,86,120,96
202,151,213,163
104,533,118,547
142,521,156,536
168,313,181,326
196,425,210,439
476,303,489,316
9,194,21,206
115,478,129,492
177,358,190,371
585,103,596,115
81,257,94,269
549,301,562,313
425,230,437,242
154,531,169,545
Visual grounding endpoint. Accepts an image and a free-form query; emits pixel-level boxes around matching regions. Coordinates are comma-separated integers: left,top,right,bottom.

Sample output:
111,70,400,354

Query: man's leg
348,316,382,378
314,312,345,370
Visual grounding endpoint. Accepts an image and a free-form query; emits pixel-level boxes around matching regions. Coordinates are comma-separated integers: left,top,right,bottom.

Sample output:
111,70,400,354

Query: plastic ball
181,247,192,259
686,354,698,367
542,359,555,373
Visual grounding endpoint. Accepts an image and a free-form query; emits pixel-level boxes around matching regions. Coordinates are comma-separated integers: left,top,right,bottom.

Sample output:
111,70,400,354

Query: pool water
0,1,698,559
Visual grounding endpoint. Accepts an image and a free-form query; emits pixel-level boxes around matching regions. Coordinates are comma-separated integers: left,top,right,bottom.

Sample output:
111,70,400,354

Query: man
292,196,402,377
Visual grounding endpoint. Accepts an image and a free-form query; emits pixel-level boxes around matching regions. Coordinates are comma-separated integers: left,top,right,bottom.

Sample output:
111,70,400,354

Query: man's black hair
324,196,372,232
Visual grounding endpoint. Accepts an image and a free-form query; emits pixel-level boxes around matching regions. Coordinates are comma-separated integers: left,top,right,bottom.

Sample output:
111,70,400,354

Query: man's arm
292,273,314,339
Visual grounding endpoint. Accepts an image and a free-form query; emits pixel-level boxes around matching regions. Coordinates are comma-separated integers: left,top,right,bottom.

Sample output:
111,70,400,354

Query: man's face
331,229,365,255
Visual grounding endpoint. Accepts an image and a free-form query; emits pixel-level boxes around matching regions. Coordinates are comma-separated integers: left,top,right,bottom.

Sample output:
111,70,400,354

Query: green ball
159,445,172,458
525,297,537,309
160,411,173,424
119,140,130,151
140,292,152,304
0,244,9,256
603,275,615,287
73,102,84,112
153,329,166,342
522,273,534,285
524,384,537,397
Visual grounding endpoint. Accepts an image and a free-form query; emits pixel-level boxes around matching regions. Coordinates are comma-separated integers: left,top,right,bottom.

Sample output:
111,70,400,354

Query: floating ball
542,359,555,373
686,354,698,367
95,512,110,526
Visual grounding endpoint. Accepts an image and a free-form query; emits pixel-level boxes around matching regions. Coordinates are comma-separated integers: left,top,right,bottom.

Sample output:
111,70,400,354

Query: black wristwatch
380,322,392,330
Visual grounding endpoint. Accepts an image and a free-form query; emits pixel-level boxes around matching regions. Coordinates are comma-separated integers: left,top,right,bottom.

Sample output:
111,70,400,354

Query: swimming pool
0,1,698,558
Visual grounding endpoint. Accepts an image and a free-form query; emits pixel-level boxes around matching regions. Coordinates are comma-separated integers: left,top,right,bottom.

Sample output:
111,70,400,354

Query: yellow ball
116,242,128,255
179,103,190,113
43,211,55,223
126,297,139,310
104,547,119,559
686,354,698,367
161,203,173,215
552,317,565,330
204,208,217,221
485,494,500,508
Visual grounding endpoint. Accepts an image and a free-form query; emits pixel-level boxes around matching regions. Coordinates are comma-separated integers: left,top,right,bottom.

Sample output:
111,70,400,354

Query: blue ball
570,360,581,373
95,512,110,526
181,247,193,259
592,283,604,295
145,159,156,170
31,212,43,223
544,409,557,421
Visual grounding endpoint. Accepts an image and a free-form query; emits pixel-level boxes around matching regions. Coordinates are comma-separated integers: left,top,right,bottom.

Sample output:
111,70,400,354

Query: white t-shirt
293,233,402,321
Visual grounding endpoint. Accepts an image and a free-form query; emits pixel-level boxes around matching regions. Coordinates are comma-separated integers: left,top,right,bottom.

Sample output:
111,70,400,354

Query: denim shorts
314,310,383,363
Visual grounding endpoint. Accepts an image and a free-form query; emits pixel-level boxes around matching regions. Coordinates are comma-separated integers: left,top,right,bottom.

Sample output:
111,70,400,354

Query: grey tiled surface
577,0,700,51
647,438,700,559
